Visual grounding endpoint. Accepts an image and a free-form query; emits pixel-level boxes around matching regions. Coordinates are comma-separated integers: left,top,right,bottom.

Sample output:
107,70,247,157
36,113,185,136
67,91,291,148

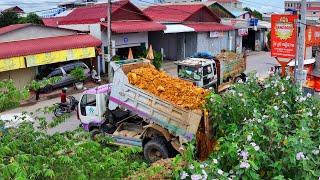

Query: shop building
143,3,235,60
0,24,101,88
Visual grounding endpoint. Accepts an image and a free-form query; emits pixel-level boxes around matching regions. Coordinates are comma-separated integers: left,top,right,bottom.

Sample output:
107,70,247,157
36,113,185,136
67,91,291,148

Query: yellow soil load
128,67,208,110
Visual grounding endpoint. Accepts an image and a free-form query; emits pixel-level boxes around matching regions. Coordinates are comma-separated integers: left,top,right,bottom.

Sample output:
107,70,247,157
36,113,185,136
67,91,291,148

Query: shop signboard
209,31,224,38
26,47,96,67
238,29,248,36
306,26,320,46
271,14,298,59
0,57,25,72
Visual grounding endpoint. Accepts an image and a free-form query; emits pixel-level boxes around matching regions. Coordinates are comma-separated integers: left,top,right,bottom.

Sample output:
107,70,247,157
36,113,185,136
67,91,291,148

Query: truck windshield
178,65,202,81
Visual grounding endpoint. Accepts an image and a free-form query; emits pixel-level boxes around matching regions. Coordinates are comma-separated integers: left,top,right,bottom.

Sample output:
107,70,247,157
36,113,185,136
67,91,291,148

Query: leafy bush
0,79,29,112
29,77,61,92
140,50,163,70
70,67,86,82
0,111,148,179
175,75,320,179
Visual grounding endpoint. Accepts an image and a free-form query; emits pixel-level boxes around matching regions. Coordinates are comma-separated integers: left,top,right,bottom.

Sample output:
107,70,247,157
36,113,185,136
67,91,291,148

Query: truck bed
109,59,202,142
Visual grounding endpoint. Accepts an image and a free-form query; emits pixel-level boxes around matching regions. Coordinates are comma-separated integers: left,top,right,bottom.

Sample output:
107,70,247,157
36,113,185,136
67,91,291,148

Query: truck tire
143,137,169,163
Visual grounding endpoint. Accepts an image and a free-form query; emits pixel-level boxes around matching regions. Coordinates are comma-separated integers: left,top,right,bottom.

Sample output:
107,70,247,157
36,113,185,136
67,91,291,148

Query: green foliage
243,7,262,20
0,79,29,112
29,76,61,91
0,109,148,179
0,12,19,28
70,67,86,82
140,50,163,70
112,55,121,61
175,75,320,179
19,13,43,25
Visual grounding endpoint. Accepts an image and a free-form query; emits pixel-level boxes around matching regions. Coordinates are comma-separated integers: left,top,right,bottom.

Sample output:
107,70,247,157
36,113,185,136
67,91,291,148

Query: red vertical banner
306,26,320,46
271,14,298,59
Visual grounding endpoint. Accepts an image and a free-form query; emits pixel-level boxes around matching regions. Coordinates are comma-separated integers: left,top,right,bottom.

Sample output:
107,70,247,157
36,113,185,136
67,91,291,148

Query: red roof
0,24,31,35
0,34,101,59
58,1,129,25
43,17,64,27
184,22,234,32
143,4,204,22
101,21,165,33
214,0,239,2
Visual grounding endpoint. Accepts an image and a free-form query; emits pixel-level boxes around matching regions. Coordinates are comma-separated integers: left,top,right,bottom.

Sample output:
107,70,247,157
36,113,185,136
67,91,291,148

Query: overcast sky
0,0,285,14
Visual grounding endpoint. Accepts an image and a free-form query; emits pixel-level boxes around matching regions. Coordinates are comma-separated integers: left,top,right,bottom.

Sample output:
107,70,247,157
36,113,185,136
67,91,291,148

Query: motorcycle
54,96,79,117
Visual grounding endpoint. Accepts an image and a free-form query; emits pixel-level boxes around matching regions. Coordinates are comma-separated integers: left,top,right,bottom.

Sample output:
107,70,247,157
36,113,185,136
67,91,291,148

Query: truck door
79,94,103,125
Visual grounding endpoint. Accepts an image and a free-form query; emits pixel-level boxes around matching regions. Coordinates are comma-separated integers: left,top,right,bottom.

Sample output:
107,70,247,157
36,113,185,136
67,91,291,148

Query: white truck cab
176,58,218,88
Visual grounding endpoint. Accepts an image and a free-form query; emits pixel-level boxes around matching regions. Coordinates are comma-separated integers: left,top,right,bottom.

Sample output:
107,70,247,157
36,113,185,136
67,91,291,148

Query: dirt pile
127,67,208,110
216,51,243,63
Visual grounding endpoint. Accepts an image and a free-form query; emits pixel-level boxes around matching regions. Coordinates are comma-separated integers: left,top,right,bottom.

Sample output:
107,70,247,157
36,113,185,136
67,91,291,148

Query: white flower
254,145,260,151
283,100,288,104
180,171,189,180
274,106,279,111
262,115,269,119
281,85,285,91
191,174,202,180
209,87,213,90
306,112,313,116
213,158,218,164
189,164,195,170
250,142,256,147
312,149,320,155
247,134,252,142
275,92,279,96
265,84,270,88
286,76,290,80
285,114,289,118
257,119,262,123
200,164,205,168
229,170,234,174
282,92,286,95
296,152,306,160
217,169,224,175
240,151,249,160
240,161,250,169
238,93,243,97
307,93,312,98
210,98,214,102
202,169,208,179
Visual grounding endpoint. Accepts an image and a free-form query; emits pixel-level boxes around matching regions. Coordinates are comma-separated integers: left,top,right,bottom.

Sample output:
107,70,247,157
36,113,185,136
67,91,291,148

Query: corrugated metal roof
0,24,31,35
0,34,101,59
164,24,195,33
100,21,165,33
184,22,234,32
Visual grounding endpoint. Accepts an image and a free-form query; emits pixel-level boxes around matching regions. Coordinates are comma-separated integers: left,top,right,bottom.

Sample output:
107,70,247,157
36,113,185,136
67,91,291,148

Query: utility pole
107,0,113,82
296,0,307,89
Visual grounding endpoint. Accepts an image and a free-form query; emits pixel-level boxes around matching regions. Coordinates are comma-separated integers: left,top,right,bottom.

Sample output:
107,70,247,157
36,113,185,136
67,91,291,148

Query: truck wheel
91,129,102,140
143,137,169,163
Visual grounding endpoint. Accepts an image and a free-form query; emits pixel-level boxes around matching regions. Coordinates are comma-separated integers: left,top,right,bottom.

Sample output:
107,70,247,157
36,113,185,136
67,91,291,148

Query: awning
0,34,101,72
287,58,315,67
0,34,101,59
184,22,235,32
101,21,166,34
164,24,195,34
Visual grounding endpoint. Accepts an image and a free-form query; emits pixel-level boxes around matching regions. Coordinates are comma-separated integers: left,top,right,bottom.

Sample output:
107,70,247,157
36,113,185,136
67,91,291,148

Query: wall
0,26,77,43
0,67,36,89
59,24,91,31
149,32,178,60
196,32,229,56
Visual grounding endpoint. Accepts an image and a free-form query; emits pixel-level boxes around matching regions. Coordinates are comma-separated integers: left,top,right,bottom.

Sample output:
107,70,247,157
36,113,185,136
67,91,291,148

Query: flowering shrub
178,75,320,179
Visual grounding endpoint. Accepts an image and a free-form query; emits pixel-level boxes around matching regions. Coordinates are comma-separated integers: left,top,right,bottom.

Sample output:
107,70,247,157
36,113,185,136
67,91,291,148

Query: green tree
19,13,43,25
243,7,263,20
0,12,19,28
0,79,29,112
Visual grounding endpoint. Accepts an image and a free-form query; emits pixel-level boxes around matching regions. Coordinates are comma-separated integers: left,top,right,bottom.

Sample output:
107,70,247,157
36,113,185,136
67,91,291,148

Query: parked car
42,62,91,92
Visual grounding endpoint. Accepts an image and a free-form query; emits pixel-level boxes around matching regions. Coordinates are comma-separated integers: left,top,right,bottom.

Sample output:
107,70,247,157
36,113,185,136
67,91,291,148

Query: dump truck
176,52,247,92
78,59,212,163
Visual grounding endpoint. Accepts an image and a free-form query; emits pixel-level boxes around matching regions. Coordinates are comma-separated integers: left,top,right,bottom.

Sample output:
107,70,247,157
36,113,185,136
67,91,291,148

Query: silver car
42,62,91,92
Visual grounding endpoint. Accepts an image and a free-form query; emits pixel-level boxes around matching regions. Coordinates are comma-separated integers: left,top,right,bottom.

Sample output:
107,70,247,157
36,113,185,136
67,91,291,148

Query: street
0,52,279,134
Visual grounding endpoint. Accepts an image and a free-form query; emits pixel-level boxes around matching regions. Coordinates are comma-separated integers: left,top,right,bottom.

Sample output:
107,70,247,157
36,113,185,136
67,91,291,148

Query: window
80,94,97,116
48,69,63,78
